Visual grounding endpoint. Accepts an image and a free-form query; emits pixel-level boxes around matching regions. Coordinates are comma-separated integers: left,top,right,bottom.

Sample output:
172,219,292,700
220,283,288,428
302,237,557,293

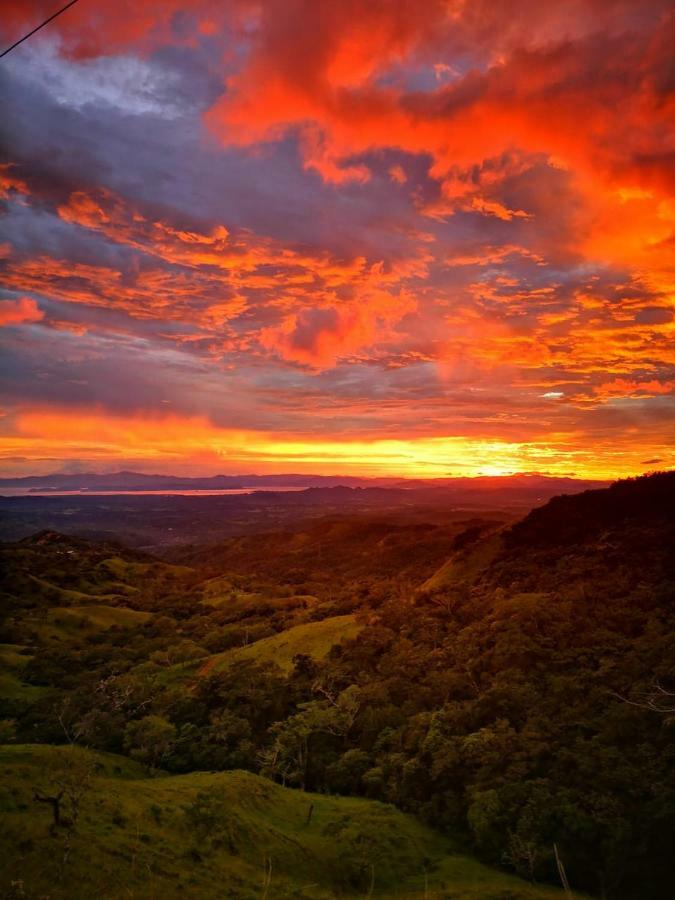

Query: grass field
0,645,49,704
15,604,152,646
0,744,571,899
199,574,319,615
202,614,363,675
421,533,503,592
46,604,151,630
0,644,31,671
100,556,193,580
0,672,49,703
26,574,120,604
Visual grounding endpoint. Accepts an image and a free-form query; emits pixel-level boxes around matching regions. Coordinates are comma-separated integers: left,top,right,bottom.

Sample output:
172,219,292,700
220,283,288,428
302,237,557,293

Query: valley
1,473,673,898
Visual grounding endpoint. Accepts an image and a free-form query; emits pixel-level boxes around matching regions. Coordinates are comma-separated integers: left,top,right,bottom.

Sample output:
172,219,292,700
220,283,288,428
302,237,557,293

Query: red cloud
0,297,43,326
0,0,226,58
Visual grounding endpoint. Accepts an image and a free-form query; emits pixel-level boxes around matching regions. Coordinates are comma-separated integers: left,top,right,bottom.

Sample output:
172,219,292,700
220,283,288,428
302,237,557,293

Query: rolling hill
0,743,571,899
196,614,363,676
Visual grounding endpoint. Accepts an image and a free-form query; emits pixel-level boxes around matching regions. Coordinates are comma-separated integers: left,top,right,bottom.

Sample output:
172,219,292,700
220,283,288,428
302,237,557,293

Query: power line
1,0,82,59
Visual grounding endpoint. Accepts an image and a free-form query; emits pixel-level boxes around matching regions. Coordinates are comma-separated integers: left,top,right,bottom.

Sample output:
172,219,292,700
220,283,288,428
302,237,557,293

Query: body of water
0,487,310,498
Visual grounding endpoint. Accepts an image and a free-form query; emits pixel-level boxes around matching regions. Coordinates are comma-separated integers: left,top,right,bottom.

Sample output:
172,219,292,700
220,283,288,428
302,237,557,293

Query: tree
326,748,372,794
261,687,363,790
33,747,94,834
613,681,675,722
124,715,176,769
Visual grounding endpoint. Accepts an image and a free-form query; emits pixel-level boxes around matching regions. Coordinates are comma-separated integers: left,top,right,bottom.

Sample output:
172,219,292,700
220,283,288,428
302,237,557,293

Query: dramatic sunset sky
1,0,673,478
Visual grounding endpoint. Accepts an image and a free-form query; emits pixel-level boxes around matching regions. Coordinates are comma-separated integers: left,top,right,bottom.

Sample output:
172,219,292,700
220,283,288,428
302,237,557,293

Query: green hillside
200,614,363,675
0,743,568,900
0,644,49,704
0,533,194,608
45,604,151,632
421,531,503,592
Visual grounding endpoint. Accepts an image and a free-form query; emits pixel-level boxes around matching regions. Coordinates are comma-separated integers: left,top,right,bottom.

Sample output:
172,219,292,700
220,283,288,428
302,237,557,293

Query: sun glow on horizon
1,409,671,481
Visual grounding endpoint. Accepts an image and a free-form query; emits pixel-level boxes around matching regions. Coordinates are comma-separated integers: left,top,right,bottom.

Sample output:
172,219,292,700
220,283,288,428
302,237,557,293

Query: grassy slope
100,556,192,580
0,744,569,900
200,614,363,675
0,672,48,703
26,574,117,603
1,548,171,701
45,604,151,630
199,574,319,613
1,538,193,610
421,533,503,592
12,603,151,649
0,645,49,703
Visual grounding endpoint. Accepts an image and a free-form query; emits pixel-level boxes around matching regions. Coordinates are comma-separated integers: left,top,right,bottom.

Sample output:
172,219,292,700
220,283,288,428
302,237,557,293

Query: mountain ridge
0,469,611,492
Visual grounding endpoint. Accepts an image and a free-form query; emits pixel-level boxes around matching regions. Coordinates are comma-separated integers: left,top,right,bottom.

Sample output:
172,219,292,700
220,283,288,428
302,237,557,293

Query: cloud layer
0,1,673,477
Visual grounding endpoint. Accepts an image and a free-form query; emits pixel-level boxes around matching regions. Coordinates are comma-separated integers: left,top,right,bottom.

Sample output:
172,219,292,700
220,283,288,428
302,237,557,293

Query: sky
0,0,673,479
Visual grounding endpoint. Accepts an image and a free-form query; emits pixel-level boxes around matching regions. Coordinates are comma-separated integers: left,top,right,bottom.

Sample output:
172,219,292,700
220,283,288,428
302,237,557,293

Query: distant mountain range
0,470,386,490
0,470,610,494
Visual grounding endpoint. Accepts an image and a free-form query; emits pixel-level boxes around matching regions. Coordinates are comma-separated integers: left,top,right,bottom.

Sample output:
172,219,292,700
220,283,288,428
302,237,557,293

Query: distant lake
0,487,310,498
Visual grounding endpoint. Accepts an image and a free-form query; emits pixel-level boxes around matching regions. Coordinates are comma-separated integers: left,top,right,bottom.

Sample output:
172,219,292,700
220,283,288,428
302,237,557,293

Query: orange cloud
2,184,431,365
591,379,675,401
0,163,30,199
202,1,675,276
389,165,407,184
259,287,416,367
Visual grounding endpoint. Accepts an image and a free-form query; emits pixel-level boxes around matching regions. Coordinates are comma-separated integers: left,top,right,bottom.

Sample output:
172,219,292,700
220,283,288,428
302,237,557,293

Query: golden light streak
1,409,672,481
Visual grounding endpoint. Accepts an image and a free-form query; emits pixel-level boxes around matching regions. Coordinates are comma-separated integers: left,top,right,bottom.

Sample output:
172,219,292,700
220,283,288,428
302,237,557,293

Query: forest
1,472,673,899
